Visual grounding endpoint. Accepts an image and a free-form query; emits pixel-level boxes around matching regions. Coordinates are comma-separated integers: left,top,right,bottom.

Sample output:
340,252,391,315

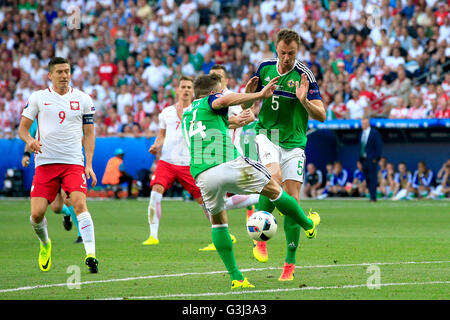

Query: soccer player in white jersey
18,57,98,273
143,76,208,245
197,65,260,252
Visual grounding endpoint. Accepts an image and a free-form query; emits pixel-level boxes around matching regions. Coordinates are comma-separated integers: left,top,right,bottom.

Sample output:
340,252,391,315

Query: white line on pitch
0,260,449,294
102,281,450,300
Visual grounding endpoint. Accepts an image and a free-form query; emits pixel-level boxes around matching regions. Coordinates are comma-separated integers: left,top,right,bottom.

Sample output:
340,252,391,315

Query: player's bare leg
30,197,51,271
143,184,164,245
70,191,97,273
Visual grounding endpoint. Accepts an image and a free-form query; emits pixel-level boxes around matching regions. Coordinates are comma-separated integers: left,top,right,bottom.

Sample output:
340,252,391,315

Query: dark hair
210,64,228,79
179,75,194,84
48,57,70,72
194,74,222,98
276,29,301,48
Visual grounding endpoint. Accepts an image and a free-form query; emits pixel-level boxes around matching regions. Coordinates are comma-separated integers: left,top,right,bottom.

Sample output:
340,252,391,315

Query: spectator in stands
392,162,413,201
98,52,118,87
101,148,134,199
428,160,450,199
328,161,349,197
407,161,435,199
317,162,334,200
389,97,408,119
349,160,367,198
303,163,323,199
327,92,348,120
347,89,369,119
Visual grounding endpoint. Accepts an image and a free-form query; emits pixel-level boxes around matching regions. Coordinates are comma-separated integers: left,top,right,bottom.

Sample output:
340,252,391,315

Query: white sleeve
21,91,39,121
83,93,95,115
158,111,166,129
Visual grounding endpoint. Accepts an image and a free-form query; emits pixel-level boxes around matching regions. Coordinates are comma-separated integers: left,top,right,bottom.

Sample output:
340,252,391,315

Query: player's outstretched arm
296,74,326,122
149,128,166,155
18,116,42,154
212,76,279,110
83,123,97,187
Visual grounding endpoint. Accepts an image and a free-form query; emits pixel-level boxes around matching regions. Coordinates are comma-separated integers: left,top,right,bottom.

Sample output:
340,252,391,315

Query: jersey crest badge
287,79,295,88
70,101,80,110
264,76,271,82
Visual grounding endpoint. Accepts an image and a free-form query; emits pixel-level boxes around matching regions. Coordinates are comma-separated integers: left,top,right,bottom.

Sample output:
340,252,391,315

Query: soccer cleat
38,239,52,272
304,209,320,239
63,215,72,231
199,243,216,251
252,241,268,263
231,277,255,289
278,263,295,281
142,236,159,245
85,254,98,273
199,234,236,251
74,236,83,244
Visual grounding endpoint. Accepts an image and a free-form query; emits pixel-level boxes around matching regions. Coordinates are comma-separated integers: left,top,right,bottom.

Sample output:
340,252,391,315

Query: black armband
83,114,94,124
24,151,31,157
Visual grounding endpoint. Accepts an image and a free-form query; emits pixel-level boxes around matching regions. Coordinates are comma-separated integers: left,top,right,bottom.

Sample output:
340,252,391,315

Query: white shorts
196,157,271,215
254,134,306,183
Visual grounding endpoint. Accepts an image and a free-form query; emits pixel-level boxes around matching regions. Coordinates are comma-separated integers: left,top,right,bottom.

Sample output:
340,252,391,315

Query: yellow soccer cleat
199,234,236,251
142,236,160,245
278,263,295,281
304,209,320,239
231,277,255,289
38,238,52,272
85,254,99,273
199,243,216,251
252,241,268,263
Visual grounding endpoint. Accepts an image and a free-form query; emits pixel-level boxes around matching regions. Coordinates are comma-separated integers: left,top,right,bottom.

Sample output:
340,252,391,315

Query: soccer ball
246,211,277,241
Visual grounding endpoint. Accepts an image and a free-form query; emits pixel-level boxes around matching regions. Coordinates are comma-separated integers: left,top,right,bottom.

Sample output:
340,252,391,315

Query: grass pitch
0,199,449,300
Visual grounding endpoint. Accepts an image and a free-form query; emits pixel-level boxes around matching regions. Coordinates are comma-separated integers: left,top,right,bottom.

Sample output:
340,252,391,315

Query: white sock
224,194,260,210
77,211,96,256
148,191,162,239
30,216,49,245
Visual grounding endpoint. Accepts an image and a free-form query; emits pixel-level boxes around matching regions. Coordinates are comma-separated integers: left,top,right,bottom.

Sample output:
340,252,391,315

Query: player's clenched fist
149,144,161,155
26,138,42,154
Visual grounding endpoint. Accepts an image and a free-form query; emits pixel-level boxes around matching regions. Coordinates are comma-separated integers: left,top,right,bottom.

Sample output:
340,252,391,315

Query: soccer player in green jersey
247,29,326,281
182,73,320,289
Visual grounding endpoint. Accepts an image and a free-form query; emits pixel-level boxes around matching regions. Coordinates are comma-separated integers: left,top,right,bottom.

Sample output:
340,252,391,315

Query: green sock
273,190,313,230
211,226,244,282
68,206,81,237
257,195,276,213
60,204,71,216
284,215,301,264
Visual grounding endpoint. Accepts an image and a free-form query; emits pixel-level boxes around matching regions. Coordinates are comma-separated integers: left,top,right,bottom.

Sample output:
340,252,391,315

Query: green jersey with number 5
254,59,322,149
182,94,239,179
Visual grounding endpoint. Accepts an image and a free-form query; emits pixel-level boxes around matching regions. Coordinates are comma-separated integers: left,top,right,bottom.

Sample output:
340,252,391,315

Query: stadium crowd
0,0,449,139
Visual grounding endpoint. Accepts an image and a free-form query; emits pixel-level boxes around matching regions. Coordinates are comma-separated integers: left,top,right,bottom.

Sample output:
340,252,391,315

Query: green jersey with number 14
254,59,322,149
182,94,239,179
